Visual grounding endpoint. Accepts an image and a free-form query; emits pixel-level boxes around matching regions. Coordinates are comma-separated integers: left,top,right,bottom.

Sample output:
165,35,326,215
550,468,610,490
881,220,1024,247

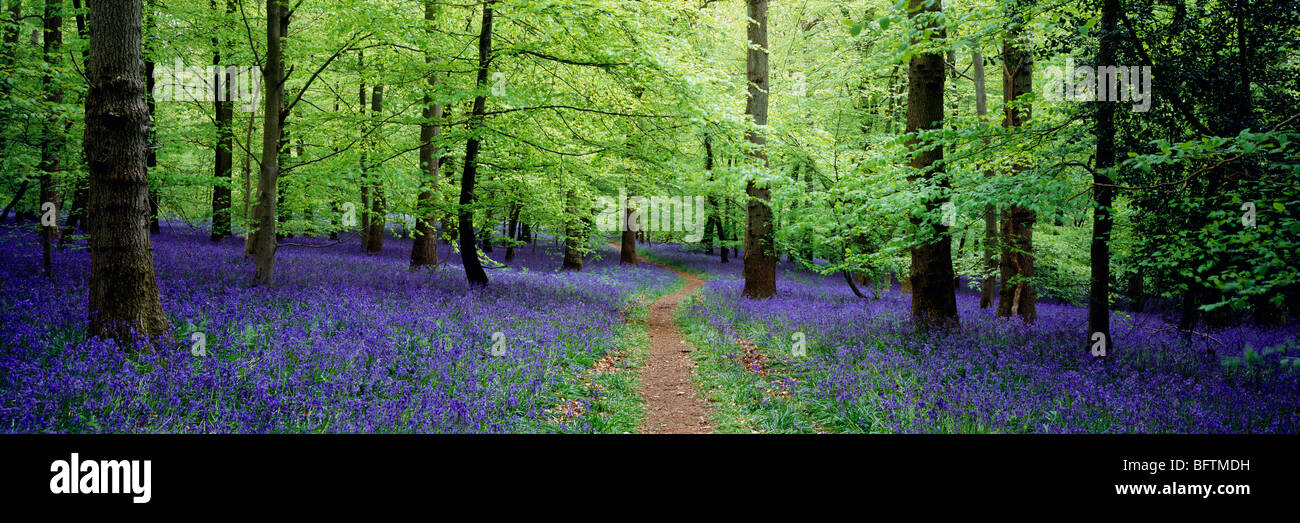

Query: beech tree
905,0,958,328
84,0,169,342
742,0,775,299
996,3,1036,323
457,0,492,287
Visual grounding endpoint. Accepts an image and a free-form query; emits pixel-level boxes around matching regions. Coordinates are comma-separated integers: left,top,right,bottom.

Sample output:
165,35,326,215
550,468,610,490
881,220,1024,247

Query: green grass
543,271,687,433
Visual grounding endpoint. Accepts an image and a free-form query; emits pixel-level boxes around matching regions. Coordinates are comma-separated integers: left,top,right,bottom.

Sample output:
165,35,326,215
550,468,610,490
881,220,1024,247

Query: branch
483,104,674,119
282,32,374,118
500,48,626,68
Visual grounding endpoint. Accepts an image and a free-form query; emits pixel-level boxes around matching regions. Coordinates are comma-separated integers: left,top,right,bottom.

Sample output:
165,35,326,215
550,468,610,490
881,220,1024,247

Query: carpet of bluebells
646,244,1300,433
0,224,675,433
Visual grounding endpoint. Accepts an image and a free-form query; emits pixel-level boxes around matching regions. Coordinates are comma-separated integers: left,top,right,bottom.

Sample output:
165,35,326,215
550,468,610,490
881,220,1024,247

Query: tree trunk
972,50,998,309
410,2,441,268
40,0,65,276
703,134,718,254
720,194,730,264
241,112,255,257
61,1,89,238
562,189,583,270
358,52,369,243
1088,0,1119,350
620,194,637,264
741,0,775,299
210,2,234,242
1127,269,1145,312
996,14,1037,323
1,182,31,224
457,2,491,286
144,0,160,235
251,0,286,286
504,203,519,263
85,0,169,343
364,83,385,254
0,2,19,200
905,0,958,329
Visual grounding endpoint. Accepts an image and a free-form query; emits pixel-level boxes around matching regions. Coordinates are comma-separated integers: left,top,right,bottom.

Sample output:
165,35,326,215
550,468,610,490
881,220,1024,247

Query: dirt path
623,248,714,434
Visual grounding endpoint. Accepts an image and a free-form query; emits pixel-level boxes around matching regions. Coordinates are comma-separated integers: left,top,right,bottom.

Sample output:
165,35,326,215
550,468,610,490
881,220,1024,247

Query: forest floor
3,224,1298,433
630,253,713,434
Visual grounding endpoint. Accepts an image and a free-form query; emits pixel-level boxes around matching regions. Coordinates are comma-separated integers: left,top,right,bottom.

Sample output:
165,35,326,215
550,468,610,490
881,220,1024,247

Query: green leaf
850,23,863,37
879,17,891,31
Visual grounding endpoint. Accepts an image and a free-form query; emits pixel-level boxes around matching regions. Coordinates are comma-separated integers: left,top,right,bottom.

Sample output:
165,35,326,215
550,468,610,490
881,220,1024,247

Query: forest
0,0,1297,434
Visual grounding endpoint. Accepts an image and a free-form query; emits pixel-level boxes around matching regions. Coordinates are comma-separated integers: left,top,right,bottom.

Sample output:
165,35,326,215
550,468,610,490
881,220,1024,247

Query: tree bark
0,1,20,196
144,0,159,235
741,0,775,298
720,194,729,263
251,0,286,286
905,0,958,329
410,1,441,268
996,12,1037,323
62,0,88,237
504,203,519,263
85,0,169,343
972,50,998,309
562,189,583,270
1088,0,1119,349
241,111,255,257
40,0,65,276
703,133,718,254
364,83,385,254
209,0,234,242
457,2,491,286
620,194,637,264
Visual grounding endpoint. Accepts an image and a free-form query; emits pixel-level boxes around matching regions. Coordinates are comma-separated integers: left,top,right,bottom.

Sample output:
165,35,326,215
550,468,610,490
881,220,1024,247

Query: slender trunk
973,50,998,309
62,0,90,237
210,1,234,241
562,189,583,270
504,203,519,263
620,194,637,264
85,0,169,343
365,83,385,254
720,194,729,264
457,2,492,286
41,0,65,276
410,2,441,268
251,0,285,286
144,0,159,234
996,12,1037,323
1,182,31,224
905,0,958,328
1089,0,1119,350
703,134,717,254
241,112,255,257
1127,269,1145,312
0,2,19,196
741,0,774,298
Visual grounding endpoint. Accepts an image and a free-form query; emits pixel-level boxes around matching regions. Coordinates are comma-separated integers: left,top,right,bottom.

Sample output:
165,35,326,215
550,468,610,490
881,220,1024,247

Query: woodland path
618,245,714,434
